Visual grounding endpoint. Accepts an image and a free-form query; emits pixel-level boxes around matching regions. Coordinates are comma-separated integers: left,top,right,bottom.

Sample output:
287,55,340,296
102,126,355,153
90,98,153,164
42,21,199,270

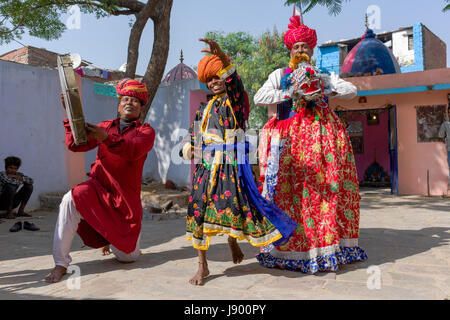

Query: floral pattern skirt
186,155,282,250
256,107,367,273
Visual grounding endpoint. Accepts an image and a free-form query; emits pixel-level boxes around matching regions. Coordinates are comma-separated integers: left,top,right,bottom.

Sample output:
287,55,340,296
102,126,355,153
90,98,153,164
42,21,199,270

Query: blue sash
277,99,296,120
202,142,297,246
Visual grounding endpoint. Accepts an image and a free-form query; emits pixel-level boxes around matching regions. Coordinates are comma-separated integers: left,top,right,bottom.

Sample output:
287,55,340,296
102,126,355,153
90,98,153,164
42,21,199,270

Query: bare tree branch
110,9,135,15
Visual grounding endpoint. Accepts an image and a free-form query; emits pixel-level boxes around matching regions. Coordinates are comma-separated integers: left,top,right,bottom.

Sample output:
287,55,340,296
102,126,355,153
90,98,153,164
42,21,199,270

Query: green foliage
284,0,349,16
204,28,290,129
444,0,450,12
0,0,119,45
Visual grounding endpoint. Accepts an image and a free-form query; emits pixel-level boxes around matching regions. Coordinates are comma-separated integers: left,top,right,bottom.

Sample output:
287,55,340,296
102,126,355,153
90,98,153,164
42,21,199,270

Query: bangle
217,63,235,80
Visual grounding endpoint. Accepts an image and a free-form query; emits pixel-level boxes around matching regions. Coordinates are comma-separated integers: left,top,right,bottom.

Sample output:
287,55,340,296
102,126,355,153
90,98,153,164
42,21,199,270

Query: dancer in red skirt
254,14,367,273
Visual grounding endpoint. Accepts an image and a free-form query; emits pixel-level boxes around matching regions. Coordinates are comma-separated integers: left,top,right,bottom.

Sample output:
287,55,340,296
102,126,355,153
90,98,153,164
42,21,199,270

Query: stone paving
0,188,449,300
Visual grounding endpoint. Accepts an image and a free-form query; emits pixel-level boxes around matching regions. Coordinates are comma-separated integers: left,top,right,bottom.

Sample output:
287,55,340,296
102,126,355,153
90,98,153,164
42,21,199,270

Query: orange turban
116,78,148,105
197,55,230,83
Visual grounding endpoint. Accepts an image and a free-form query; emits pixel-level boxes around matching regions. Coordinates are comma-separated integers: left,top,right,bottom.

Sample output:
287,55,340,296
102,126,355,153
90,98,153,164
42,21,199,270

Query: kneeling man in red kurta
45,79,155,283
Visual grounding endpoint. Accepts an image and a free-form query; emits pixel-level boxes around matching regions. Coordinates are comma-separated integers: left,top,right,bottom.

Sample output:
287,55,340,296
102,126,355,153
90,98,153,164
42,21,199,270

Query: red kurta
63,118,155,254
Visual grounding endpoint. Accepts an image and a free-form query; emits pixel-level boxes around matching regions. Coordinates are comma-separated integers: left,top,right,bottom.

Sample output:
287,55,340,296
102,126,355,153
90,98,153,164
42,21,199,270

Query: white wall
80,78,118,173
0,59,202,209
0,60,119,210
144,78,202,187
392,29,415,67
0,60,68,210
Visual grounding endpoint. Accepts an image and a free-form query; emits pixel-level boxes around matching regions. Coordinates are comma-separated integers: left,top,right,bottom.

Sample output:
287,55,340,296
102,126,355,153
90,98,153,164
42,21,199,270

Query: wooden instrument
57,54,87,145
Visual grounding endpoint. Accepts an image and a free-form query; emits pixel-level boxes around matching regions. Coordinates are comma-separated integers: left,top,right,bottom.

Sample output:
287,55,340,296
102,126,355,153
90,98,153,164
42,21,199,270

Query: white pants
53,191,141,268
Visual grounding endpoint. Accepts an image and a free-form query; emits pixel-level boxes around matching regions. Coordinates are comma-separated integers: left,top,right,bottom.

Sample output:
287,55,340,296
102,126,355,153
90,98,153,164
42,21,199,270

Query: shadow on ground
359,187,450,212
217,226,450,281
1,225,448,291
0,216,187,263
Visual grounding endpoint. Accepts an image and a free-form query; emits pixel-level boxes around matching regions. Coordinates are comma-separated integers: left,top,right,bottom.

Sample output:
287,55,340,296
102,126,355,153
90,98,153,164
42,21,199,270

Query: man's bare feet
17,210,31,217
189,262,210,286
101,245,111,256
45,266,67,283
228,236,244,264
6,211,15,219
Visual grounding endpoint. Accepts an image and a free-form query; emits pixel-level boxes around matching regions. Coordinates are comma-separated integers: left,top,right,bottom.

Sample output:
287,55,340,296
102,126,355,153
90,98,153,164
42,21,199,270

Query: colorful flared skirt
256,105,367,273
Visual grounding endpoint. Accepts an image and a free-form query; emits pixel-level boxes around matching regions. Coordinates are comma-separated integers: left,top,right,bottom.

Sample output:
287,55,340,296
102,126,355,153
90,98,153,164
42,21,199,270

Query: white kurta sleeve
326,72,358,100
254,68,288,106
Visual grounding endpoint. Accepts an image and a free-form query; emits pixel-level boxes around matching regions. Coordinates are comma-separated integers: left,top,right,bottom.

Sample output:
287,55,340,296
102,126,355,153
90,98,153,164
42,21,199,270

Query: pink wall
189,90,208,123
346,110,390,182
395,91,448,195
331,88,449,196
344,68,450,91
331,68,450,195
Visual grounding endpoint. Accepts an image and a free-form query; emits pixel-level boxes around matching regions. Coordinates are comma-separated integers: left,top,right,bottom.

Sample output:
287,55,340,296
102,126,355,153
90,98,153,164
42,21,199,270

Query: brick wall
0,46,58,68
1,46,132,82
28,47,58,68
422,25,447,70
0,47,29,65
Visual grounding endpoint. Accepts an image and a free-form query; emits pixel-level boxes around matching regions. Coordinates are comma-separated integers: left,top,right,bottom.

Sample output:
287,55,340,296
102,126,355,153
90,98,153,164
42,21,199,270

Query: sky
1,0,449,76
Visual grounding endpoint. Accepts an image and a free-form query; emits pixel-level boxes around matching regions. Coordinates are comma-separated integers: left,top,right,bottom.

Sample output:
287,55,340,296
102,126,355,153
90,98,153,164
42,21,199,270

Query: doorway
336,104,399,195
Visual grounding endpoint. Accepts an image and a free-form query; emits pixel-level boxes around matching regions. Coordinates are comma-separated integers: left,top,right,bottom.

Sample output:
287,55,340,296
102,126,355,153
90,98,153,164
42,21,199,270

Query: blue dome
341,29,401,76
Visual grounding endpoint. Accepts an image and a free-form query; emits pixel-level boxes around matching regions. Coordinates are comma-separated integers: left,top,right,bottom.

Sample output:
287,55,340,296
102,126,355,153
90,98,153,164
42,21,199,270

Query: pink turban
283,15,317,51
116,78,148,105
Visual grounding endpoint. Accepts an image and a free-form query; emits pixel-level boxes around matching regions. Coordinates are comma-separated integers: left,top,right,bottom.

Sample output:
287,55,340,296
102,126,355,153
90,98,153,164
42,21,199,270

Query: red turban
116,78,148,105
197,54,230,83
284,15,317,51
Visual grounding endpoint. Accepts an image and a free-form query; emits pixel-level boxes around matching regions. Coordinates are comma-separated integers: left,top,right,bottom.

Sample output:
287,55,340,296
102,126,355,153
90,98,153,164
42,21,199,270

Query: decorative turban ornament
116,78,148,105
197,54,230,83
283,15,317,51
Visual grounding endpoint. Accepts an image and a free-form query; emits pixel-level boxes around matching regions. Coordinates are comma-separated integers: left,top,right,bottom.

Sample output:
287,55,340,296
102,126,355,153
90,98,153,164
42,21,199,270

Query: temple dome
340,29,401,77
162,50,197,83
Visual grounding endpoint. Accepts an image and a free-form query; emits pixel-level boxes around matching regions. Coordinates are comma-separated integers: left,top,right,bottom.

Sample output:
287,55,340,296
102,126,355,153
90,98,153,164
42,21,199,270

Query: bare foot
228,236,244,264
189,262,210,286
101,245,111,256
45,266,67,283
6,211,15,219
17,210,31,217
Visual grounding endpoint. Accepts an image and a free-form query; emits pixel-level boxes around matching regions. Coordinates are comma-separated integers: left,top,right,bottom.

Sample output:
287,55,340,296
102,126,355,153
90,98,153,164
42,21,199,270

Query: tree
0,0,173,122
284,0,450,15
284,0,350,16
444,0,450,12
204,29,290,129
